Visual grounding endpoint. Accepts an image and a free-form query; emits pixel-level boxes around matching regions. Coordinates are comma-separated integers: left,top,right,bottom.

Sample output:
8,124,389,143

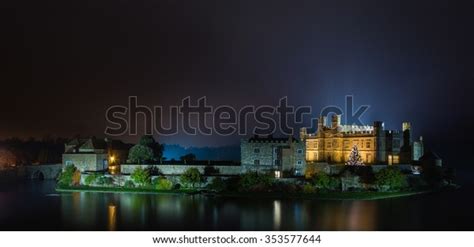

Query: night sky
2,1,474,166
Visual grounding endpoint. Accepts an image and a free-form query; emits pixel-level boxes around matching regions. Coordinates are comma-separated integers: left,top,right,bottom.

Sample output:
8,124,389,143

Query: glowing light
109,155,116,163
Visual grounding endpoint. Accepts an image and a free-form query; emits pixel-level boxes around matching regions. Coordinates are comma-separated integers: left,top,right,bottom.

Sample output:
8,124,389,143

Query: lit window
274,170,281,178
393,155,400,164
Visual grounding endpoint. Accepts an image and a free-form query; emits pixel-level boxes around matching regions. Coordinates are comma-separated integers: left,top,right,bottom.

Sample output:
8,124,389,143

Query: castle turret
300,127,307,140
331,114,341,128
402,121,412,148
412,136,424,161
373,121,386,163
317,116,327,132
373,121,384,135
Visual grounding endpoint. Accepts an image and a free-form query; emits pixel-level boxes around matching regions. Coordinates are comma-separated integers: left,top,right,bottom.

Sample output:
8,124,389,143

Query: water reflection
3,181,473,230
59,193,381,230
108,204,116,231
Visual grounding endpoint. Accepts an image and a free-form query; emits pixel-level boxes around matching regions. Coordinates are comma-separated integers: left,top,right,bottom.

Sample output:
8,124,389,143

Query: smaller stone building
62,137,130,172
241,135,306,177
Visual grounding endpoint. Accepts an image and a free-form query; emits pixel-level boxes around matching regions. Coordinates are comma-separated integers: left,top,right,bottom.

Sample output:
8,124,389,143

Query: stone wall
63,153,108,172
120,164,242,175
308,162,414,175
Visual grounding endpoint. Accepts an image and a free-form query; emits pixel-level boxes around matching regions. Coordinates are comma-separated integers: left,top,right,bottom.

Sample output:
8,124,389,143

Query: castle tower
317,116,327,132
402,121,412,147
412,136,424,161
331,114,341,128
299,127,307,140
373,121,386,163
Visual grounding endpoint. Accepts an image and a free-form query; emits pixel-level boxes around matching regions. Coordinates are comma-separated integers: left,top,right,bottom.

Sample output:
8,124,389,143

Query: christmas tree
346,145,365,166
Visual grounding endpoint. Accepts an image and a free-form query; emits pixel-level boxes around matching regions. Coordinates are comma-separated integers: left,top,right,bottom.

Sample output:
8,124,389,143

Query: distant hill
162,144,240,161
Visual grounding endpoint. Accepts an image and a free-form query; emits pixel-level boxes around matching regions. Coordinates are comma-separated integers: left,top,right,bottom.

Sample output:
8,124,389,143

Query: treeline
0,137,66,167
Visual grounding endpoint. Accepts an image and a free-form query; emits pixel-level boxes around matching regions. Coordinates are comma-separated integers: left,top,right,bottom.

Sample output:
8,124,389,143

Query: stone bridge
24,164,62,180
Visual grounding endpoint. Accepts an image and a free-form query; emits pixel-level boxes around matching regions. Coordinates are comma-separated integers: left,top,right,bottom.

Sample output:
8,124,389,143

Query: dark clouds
1,0,474,165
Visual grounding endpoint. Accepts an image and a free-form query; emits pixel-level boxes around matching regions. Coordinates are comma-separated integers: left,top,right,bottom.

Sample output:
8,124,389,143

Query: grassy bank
56,185,198,195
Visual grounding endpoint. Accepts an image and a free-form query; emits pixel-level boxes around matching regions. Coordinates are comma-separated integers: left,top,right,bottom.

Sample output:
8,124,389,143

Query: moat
1,179,474,230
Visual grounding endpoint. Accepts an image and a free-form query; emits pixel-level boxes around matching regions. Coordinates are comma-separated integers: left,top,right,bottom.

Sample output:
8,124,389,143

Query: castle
240,135,306,177
300,115,424,165
240,115,425,176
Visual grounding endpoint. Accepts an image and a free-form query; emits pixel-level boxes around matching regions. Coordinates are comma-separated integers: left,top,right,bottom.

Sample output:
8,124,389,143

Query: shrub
304,163,318,179
207,177,226,192
124,180,135,188
303,183,316,193
97,176,114,186
57,164,77,187
239,171,274,192
84,173,100,186
153,177,173,190
173,183,182,190
375,167,407,191
131,167,151,187
180,168,202,188
312,173,340,191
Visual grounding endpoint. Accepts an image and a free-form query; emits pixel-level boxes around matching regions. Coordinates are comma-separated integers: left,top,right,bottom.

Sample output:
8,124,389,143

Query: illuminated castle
300,115,424,165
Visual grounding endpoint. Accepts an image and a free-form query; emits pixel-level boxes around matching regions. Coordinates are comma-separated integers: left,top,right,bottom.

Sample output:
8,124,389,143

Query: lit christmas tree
346,145,365,166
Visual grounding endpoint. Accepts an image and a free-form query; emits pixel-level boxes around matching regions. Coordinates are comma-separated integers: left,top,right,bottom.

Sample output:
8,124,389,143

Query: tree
128,144,154,164
239,171,274,192
130,167,151,187
346,145,364,166
139,135,164,161
0,148,16,169
375,167,407,191
180,167,202,188
180,153,196,164
57,164,77,187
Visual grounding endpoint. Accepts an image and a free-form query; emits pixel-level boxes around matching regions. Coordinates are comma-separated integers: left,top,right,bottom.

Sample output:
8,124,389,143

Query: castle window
297,149,303,154
254,160,260,165
297,160,302,165
343,140,349,149
274,159,280,165
254,148,260,153
274,148,278,154
366,142,371,148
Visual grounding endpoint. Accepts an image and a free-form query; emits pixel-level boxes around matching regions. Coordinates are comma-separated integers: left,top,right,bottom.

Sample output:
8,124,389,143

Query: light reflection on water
2,180,474,230
59,192,381,230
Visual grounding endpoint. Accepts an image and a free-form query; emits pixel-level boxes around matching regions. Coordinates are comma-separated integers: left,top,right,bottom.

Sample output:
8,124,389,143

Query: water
1,180,474,230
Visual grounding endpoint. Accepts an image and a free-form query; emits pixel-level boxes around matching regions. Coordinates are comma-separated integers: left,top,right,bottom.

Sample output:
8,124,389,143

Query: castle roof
246,135,300,143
